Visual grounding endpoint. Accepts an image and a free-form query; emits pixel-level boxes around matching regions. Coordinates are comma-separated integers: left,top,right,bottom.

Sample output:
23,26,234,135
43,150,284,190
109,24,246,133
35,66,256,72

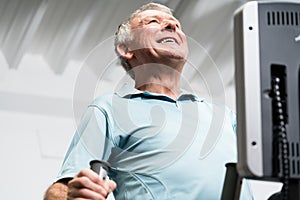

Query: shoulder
199,99,235,115
88,92,130,121
200,99,236,129
88,93,120,113
91,93,114,106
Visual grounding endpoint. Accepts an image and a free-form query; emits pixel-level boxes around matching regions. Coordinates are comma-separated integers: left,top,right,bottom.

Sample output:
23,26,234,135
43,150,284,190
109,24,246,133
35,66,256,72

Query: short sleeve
56,106,113,181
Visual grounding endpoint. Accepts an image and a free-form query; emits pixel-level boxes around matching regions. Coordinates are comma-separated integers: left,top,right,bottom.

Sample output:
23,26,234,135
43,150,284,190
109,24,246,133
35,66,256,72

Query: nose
162,19,177,32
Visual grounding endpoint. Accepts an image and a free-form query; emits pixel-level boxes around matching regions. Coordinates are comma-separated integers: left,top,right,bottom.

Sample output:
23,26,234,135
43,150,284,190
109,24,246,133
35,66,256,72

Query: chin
159,48,187,59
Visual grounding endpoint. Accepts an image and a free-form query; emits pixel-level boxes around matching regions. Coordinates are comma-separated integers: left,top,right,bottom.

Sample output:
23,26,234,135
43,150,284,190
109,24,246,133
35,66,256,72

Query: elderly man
44,3,253,200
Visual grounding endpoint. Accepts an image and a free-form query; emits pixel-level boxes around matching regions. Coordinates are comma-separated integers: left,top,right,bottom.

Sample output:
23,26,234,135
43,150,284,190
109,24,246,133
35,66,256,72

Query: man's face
128,10,188,67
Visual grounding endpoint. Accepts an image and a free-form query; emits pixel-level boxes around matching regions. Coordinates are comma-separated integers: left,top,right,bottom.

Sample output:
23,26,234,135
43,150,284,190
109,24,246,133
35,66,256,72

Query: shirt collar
115,83,203,102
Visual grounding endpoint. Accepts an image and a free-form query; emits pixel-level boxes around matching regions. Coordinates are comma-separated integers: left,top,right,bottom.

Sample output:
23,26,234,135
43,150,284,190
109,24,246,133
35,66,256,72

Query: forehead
130,9,180,26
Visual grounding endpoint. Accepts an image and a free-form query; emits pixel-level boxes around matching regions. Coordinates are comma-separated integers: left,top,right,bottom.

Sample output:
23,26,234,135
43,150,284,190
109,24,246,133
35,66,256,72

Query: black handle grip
90,160,111,180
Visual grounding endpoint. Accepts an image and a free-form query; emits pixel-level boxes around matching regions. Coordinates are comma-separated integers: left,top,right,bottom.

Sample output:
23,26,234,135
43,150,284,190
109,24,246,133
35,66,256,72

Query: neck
133,64,182,100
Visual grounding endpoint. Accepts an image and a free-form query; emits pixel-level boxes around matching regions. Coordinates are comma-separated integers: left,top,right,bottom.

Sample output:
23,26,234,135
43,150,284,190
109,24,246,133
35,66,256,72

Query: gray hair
114,3,173,78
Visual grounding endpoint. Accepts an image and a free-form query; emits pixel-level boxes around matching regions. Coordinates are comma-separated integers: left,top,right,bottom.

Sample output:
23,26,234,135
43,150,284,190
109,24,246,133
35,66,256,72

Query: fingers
67,169,117,200
68,186,107,200
107,179,117,192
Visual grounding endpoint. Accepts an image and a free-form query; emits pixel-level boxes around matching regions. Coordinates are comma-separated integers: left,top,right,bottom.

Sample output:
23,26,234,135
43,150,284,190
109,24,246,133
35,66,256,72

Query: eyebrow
139,15,181,26
143,15,178,21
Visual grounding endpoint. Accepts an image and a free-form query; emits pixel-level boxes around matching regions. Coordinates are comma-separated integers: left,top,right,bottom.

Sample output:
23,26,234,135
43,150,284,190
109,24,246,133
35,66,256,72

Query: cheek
181,36,189,54
130,30,156,50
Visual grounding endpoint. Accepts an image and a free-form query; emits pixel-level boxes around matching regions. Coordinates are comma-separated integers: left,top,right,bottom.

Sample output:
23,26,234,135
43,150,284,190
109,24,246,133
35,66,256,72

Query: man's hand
67,169,117,200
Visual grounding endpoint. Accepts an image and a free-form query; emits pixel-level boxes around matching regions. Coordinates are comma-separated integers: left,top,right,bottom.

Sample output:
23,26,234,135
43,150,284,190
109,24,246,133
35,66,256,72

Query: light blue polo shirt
57,84,253,199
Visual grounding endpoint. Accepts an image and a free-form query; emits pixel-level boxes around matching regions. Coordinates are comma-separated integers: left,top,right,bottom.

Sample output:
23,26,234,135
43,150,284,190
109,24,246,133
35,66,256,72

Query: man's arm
44,179,70,200
44,170,117,200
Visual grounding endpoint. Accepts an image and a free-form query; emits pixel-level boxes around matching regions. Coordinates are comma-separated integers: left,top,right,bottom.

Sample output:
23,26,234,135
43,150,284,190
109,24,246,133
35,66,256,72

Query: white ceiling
1,0,182,72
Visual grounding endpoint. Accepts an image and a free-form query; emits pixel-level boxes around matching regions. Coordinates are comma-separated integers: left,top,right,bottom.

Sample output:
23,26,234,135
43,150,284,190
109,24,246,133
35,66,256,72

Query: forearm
44,182,68,200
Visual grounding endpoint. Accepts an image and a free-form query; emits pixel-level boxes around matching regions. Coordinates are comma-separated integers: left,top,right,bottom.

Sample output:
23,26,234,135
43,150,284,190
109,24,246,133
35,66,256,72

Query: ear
116,44,134,60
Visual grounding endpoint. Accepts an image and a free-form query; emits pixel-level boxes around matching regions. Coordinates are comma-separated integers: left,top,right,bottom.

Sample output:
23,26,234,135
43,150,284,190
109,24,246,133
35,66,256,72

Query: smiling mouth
158,37,178,44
